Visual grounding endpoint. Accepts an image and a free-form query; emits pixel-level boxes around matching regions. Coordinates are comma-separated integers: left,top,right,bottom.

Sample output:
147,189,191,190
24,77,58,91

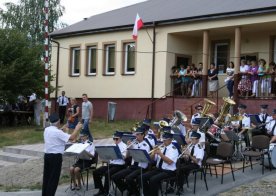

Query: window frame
103,43,116,76
86,45,97,76
70,46,81,77
211,40,230,74
123,42,136,75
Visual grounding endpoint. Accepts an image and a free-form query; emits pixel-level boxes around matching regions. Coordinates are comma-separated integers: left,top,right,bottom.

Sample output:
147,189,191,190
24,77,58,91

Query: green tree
0,29,44,103
0,0,66,45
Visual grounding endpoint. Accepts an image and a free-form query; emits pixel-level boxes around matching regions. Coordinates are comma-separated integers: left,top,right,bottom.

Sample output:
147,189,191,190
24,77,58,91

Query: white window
104,44,115,75
214,43,229,74
124,43,136,74
71,47,80,76
87,46,97,75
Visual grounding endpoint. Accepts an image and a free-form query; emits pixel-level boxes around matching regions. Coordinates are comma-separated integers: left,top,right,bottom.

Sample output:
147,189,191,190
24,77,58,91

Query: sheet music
65,143,90,154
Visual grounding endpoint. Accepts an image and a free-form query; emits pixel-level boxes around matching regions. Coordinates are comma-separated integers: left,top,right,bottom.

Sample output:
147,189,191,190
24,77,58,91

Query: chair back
216,142,234,158
205,141,211,158
251,135,270,150
91,151,98,168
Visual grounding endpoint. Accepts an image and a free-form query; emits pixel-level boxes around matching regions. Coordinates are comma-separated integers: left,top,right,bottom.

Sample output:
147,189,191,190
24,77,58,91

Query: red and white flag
132,13,144,40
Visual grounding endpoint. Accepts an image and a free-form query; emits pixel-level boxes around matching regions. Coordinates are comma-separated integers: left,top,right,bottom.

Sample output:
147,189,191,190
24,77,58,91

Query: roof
51,0,276,38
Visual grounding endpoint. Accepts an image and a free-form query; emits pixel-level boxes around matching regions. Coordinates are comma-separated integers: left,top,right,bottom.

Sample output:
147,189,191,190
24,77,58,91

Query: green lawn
0,119,137,148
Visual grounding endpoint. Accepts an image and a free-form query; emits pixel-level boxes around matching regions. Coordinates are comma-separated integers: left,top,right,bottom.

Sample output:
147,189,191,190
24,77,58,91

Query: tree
0,0,66,45
0,29,44,103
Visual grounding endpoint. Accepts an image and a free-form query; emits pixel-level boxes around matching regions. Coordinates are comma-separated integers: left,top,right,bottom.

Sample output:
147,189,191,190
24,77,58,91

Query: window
87,46,97,75
123,43,136,74
213,42,229,74
104,44,115,75
70,47,80,76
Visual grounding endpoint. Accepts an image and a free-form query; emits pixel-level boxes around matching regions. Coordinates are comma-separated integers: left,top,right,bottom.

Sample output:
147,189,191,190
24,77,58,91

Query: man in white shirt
42,113,82,196
190,104,203,126
81,93,93,141
267,109,276,143
57,91,69,124
93,131,127,196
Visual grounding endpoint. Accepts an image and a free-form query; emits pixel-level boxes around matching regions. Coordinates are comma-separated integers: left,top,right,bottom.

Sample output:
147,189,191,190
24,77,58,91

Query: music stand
128,149,152,196
224,130,244,161
95,146,123,196
249,114,261,126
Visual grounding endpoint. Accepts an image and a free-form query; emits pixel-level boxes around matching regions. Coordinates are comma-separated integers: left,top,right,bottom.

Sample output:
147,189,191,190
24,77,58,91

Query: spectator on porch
269,62,276,97
259,59,271,97
208,63,218,98
178,65,191,96
191,64,200,97
238,59,251,97
225,61,235,98
249,60,259,97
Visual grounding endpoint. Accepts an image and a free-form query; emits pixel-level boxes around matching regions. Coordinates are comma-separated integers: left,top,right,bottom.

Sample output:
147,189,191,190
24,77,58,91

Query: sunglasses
113,138,119,141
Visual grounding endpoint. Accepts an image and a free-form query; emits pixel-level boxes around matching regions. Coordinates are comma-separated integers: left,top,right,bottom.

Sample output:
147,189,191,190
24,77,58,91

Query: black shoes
94,190,106,196
165,187,175,194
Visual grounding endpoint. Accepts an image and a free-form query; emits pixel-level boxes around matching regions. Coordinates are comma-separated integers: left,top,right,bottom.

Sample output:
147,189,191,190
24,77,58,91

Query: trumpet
178,143,193,158
126,139,137,149
148,144,165,155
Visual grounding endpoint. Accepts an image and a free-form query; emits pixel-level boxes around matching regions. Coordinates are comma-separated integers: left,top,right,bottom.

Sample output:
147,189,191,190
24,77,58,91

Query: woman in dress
67,98,80,130
208,63,219,98
269,62,276,97
248,60,259,97
238,59,251,97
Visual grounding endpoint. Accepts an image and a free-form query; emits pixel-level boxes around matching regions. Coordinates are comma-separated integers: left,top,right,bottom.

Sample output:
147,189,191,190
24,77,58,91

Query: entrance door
214,43,229,74
176,55,192,68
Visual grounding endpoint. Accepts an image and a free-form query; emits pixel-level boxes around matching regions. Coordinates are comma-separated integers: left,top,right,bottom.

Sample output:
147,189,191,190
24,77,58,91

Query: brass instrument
178,143,193,159
148,144,165,155
217,97,236,125
159,120,169,128
130,122,140,132
201,98,216,118
122,139,137,153
170,110,187,133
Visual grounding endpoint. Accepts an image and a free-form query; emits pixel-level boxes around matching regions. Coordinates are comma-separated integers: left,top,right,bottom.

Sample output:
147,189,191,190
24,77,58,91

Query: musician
231,104,251,147
177,132,204,194
267,109,276,143
177,119,187,136
42,113,82,196
141,132,179,196
187,118,205,148
93,131,127,196
251,104,273,136
112,127,150,195
70,133,95,190
142,125,156,150
142,118,154,134
190,104,203,125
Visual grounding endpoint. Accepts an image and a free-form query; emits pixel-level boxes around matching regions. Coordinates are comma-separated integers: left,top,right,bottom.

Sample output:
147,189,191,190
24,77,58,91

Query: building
50,0,276,120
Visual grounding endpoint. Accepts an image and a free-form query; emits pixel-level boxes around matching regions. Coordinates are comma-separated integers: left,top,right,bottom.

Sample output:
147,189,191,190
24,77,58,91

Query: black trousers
42,153,62,196
93,164,125,193
178,162,199,189
58,106,66,124
142,168,175,196
112,166,144,193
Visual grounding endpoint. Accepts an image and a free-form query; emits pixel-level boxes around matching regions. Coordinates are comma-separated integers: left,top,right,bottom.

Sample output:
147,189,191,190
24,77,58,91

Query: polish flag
132,13,144,40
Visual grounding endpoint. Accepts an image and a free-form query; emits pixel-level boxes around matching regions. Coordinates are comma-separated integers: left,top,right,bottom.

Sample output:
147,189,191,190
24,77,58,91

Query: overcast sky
0,0,146,25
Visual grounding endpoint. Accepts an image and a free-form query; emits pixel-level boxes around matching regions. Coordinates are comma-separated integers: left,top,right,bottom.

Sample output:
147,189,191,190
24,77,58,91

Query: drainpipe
151,22,156,119
51,39,60,112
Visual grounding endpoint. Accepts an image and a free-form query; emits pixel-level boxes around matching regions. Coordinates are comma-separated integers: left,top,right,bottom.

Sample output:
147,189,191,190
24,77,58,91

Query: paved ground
0,140,275,195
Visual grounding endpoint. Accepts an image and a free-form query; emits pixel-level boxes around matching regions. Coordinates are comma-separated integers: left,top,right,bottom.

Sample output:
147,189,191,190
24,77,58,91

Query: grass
0,119,137,148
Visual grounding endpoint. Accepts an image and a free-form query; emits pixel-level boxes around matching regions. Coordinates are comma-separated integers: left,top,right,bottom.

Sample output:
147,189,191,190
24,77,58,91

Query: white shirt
266,120,276,135
44,126,70,154
156,143,179,171
131,140,150,169
82,101,93,120
145,135,156,149
57,96,69,106
178,123,186,136
189,130,205,148
231,113,251,128
240,65,250,79
258,113,273,124
110,141,127,165
190,113,201,125
29,93,37,102
188,143,204,167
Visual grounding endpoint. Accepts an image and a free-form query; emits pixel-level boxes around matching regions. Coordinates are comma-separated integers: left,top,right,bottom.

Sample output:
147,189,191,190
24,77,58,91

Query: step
0,160,18,168
3,146,44,157
0,151,37,163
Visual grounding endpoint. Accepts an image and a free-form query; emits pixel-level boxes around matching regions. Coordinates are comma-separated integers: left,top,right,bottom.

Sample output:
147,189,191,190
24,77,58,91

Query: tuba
216,97,236,125
201,98,216,117
169,110,187,133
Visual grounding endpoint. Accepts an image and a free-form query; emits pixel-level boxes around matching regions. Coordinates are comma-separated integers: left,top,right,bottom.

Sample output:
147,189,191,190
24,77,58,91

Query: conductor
42,113,82,196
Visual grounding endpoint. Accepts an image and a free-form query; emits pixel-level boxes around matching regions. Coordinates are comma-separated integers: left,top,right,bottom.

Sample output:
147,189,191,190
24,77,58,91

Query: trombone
178,143,193,159
148,144,165,155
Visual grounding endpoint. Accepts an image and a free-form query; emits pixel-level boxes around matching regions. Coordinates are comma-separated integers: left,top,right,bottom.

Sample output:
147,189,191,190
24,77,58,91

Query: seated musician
112,127,150,195
231,104,251,147
267,109,276,143
142,118,154,134
69,133,95,190
93,131,127,196
141,122,156,150
177,132,204,194
251,104,273,136
190,104,203,126
141,132,179,196
186,118,205,148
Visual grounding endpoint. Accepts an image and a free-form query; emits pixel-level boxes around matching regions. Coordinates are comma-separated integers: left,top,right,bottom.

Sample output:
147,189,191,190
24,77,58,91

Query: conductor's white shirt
44,126,70,154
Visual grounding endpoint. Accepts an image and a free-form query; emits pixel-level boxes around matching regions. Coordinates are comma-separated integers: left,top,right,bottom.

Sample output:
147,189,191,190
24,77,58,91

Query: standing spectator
238,59,251,97
249,60,259,97
28,93,41,126
191,64,200,97
225,62,235,98
208,63,219,98
42,113,82,196
57,91,69,124
67,98,80,130
269,62,276,97
81,93,93,141
260,59,271,97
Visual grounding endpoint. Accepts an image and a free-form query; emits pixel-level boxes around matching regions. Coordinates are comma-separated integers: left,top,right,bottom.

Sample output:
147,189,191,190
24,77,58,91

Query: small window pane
87,47,97,75
71,47,80,76
124,43,135,74
105,45,115,74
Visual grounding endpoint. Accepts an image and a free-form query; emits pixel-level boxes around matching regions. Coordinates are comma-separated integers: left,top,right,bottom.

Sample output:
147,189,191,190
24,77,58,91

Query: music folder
249,114,261,125
95,145,123,162
198,117,213,128
127,149,152,163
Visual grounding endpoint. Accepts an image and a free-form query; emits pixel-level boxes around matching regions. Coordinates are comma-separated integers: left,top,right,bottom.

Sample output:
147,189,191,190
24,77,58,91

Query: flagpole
150,21,156,119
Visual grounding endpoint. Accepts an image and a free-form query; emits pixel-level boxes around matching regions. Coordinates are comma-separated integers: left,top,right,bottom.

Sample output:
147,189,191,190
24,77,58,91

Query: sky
0,0,146,25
